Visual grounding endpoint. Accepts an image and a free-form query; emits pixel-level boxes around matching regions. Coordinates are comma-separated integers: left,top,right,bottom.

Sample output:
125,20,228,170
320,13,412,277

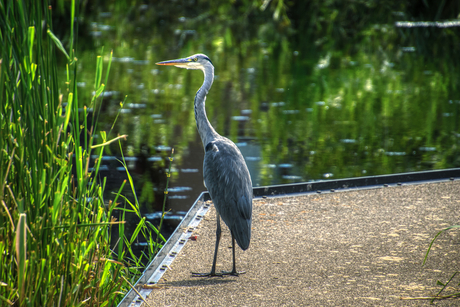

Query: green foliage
0,0,163,305
423,225,460,302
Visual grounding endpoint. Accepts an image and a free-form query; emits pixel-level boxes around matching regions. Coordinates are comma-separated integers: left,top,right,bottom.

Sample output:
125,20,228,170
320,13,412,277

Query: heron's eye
193,58,198,62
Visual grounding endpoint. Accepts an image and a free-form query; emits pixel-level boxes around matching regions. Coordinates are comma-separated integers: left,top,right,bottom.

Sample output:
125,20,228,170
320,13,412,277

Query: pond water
72,2,460,248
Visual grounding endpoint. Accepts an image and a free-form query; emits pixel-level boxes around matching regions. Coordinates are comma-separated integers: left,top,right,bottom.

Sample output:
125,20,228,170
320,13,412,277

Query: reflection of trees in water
74,0,459,211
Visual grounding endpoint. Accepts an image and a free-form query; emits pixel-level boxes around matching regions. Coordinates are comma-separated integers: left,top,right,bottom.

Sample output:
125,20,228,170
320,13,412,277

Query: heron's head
156,54,212,71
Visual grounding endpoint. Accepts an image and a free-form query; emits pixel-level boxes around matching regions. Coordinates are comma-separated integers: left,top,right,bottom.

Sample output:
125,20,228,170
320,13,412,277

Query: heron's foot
222,270,246,276
191,270,245,277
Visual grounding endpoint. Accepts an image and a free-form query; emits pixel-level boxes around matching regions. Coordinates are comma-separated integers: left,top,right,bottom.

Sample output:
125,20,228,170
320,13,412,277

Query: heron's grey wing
231,190,252,250
203,139,253,250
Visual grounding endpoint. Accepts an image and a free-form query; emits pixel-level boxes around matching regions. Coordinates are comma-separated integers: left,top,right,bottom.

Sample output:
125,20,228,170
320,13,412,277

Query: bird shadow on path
162,276,238,288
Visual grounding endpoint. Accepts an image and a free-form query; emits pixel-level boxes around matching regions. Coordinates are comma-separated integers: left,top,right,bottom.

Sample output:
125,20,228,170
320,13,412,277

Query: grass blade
16,213,27,305
423,225,460,265
47,30,70,60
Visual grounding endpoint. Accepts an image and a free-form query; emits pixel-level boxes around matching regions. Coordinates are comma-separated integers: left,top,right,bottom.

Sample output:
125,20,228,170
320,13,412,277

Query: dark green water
71,2,460,240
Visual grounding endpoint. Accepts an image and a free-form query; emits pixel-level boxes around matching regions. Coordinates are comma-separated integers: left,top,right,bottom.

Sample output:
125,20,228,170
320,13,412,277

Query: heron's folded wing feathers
203,139,253,250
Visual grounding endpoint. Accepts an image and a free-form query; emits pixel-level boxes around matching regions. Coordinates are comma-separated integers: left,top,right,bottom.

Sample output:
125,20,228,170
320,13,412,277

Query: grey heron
156,54,253,277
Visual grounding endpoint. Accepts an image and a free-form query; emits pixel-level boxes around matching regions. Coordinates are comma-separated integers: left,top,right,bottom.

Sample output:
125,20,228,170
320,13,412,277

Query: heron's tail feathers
232,218,251,250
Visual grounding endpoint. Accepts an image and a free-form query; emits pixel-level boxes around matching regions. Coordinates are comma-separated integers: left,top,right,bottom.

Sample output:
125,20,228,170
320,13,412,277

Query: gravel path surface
144,181,460,306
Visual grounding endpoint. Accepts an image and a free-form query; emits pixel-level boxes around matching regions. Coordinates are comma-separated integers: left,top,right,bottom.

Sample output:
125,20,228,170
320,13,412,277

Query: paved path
144,181,460,306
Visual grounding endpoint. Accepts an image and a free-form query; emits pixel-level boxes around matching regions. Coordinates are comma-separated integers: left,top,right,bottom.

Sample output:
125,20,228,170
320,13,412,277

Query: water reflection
72,3,460,248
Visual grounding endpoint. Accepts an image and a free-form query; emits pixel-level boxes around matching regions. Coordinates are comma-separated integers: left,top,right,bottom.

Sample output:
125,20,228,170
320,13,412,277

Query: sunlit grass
0,0,164,305
422,225,460,302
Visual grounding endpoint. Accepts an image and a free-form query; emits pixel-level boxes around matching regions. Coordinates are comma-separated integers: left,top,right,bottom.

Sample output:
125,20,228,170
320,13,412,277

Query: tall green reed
0,0,164,305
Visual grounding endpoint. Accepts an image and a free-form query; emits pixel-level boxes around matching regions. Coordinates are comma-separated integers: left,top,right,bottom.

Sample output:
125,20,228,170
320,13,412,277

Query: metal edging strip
253,168,460,197
117,192,211,307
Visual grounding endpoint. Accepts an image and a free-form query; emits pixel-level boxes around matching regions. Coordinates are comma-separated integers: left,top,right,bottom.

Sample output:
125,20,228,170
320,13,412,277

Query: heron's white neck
194,64,219,149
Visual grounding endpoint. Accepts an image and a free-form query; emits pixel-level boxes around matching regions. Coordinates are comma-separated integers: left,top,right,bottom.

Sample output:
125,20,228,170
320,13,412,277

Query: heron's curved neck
195,64,219,148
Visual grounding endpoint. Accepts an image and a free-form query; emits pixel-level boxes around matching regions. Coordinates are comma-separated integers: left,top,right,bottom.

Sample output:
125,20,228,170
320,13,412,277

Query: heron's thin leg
210,212,222,275
231,234,237,274
225,233,245,276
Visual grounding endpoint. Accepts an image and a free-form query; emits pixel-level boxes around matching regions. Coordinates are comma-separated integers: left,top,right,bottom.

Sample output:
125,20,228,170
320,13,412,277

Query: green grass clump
0,0,163,305
422,225,460,302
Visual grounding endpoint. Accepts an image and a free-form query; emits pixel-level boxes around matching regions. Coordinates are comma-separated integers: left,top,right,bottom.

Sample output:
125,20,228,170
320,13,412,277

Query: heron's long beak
155,58,190,67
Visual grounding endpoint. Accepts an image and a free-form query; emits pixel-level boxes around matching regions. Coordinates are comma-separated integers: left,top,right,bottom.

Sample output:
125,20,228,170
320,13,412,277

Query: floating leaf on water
341,139,357,144
282,110,299,114
232,116,249,121
181,168,199,173
168,187,192,192
419,147,436,152
282,175,302,180
155,145,172,151
147,156,163,162
385,152,406,156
